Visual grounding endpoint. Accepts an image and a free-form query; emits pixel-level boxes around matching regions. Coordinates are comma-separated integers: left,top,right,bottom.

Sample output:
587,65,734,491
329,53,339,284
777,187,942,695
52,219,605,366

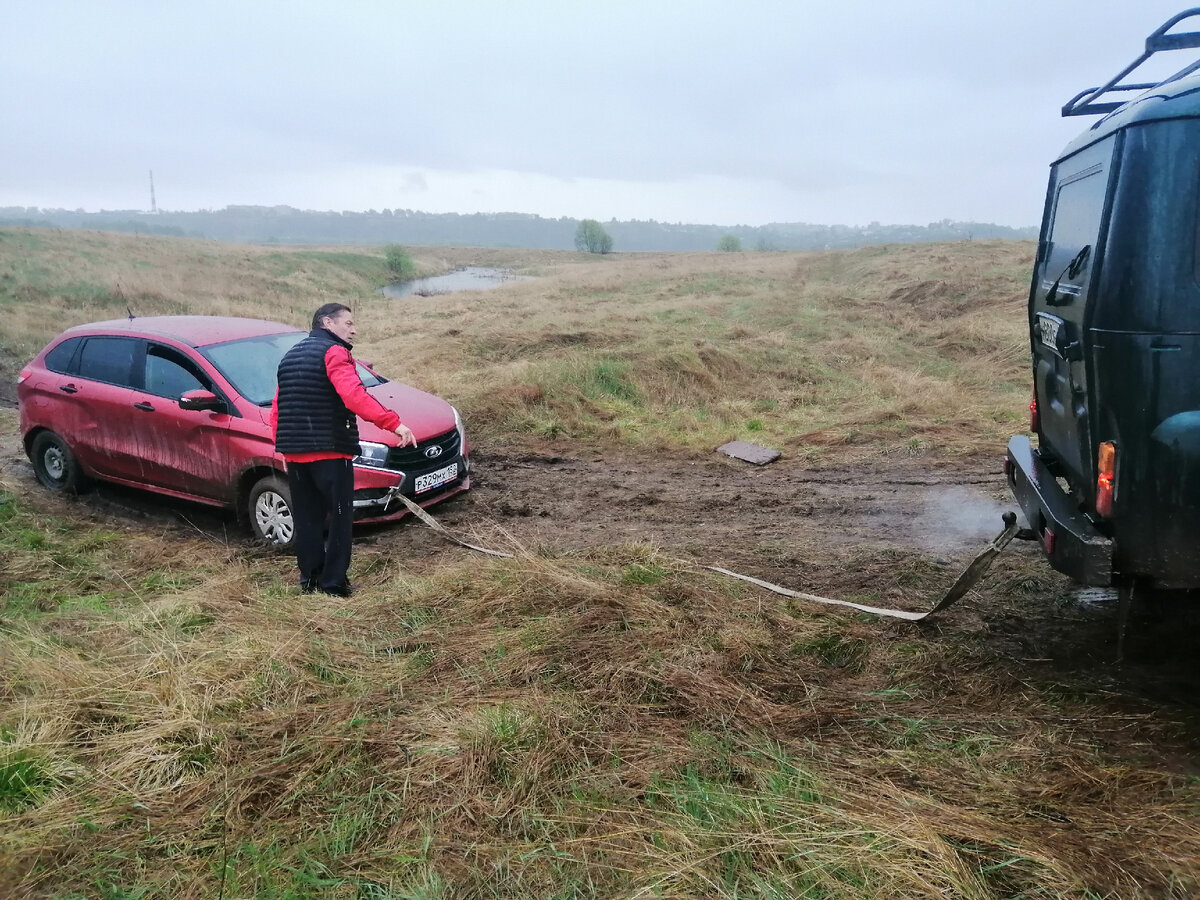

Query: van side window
77,336,138,387
1194,164,1200,287
144,345,209,399
1042,165,1107,298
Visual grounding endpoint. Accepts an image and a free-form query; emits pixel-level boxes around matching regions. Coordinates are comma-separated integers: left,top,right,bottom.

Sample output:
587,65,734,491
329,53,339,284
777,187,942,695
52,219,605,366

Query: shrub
718,235,743,252
574,220,613,254
383,244,416,279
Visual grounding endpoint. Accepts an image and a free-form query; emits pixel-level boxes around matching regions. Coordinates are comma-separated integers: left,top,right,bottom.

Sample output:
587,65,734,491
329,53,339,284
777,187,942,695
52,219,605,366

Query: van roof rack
1063,8,1200,116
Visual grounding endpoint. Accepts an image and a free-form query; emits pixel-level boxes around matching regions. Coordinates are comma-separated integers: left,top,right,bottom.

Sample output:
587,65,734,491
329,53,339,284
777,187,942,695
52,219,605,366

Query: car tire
248,476,295,550
30,431,88,493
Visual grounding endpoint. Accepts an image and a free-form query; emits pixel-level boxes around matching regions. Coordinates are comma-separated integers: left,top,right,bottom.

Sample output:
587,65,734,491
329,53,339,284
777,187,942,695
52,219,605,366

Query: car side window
77,336,138,387
44,337,83,374
144,345,209,399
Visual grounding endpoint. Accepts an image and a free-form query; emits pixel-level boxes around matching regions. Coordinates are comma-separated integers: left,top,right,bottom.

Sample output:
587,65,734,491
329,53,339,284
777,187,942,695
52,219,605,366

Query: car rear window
78,336,138,387
1041,161,1108,302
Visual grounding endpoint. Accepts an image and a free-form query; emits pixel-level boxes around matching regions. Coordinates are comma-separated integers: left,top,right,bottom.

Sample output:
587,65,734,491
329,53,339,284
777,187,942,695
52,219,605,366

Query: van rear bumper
1005,435,1113,586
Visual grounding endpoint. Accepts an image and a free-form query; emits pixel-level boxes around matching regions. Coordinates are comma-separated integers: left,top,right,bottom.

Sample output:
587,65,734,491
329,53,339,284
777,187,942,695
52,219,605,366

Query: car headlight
355,440,391,469
452,405,469,471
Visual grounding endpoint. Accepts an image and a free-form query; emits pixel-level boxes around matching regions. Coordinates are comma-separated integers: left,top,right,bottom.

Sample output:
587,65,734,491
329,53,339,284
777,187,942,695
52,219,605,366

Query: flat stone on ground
716,441,781,465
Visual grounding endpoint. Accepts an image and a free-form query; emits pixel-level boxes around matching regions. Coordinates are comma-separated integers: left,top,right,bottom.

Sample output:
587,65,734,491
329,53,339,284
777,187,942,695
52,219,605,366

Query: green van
1006,9,1200,592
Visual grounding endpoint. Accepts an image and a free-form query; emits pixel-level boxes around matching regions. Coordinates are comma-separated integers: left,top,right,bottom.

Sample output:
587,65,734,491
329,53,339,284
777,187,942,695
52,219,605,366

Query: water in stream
382,266,533,298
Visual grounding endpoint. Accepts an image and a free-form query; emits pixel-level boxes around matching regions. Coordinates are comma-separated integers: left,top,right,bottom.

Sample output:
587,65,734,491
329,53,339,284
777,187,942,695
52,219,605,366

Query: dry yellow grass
356,241,1034,461
2,227,1031,460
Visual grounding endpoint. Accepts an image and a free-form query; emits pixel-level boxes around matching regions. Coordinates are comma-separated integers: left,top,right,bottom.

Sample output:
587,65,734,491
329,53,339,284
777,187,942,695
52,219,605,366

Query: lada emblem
423,446,443,459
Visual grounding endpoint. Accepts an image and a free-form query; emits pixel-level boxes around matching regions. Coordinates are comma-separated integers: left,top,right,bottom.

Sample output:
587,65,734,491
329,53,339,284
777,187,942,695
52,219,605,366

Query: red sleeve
324,345,402,431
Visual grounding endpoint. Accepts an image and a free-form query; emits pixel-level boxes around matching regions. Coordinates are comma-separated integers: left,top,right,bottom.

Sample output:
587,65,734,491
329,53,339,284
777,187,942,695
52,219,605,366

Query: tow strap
397,489,1021,622
393,492,515,559
706,512,1022,621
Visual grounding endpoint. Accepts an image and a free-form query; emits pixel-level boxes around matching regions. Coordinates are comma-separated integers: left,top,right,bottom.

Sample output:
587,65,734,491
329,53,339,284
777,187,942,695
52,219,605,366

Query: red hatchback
17,316,470,547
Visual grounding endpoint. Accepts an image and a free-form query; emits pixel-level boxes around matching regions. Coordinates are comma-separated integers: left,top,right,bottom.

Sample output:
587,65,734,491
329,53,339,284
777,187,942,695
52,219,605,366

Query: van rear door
1031,135,1117,494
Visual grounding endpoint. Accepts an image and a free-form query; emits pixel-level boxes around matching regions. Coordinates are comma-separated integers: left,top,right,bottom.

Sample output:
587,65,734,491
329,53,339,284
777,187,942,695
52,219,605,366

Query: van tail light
17,368,32,385
1029,389,1039,432
1096,441,1117,517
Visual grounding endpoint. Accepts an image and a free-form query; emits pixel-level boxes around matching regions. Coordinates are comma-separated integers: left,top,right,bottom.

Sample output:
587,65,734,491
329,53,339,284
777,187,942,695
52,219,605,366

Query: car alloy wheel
249,476,294,548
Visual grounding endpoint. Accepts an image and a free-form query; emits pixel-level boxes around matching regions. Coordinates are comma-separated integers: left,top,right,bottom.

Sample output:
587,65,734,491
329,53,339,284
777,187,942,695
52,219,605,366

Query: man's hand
394,424,416,447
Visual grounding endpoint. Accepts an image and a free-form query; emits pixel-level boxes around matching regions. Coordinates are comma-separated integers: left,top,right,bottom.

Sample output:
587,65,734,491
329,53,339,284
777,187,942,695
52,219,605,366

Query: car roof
57,315,304,348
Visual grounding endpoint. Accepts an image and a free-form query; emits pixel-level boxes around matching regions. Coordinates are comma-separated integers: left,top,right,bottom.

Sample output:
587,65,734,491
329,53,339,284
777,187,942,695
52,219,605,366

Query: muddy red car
17,315,470,547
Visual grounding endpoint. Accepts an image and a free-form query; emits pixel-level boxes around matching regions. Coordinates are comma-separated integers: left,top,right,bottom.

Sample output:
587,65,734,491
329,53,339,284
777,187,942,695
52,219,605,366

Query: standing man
272,303,415,596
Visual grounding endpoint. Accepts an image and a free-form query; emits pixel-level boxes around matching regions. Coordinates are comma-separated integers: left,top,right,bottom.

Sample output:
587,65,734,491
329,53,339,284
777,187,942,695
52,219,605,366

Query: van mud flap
707,513,1022,621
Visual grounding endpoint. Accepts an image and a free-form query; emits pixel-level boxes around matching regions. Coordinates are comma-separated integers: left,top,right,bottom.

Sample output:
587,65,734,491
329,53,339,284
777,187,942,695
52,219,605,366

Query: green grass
0,748,57,812
262,249,391,282
790,631,871,672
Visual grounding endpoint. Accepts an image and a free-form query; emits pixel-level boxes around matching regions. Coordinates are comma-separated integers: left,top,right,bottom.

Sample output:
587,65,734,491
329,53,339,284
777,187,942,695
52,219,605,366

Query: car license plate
1038,315,1061,349
414,462,457,493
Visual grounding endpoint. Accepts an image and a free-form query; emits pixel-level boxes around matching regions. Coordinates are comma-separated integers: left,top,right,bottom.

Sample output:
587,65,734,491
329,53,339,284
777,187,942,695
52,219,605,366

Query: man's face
322,310,356,346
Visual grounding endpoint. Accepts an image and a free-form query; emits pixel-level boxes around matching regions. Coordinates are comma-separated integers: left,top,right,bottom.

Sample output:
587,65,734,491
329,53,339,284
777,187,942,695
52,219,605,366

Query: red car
17,316,470,547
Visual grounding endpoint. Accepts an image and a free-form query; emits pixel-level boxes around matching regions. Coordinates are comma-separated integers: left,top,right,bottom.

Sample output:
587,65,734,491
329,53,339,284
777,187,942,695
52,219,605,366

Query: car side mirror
358,359,374,370
179,389,224,412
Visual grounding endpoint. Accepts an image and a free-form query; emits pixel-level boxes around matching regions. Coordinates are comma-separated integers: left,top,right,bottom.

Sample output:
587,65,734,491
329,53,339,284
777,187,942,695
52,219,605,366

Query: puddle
1072,587,1120,605
382,266,534,298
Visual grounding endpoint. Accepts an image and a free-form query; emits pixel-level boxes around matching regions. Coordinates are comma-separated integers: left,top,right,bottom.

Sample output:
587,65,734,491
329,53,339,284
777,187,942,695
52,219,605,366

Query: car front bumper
351,453,470,523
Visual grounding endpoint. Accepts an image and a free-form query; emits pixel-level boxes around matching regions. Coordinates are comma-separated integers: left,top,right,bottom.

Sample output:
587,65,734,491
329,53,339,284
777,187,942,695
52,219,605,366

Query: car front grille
387,428,461,470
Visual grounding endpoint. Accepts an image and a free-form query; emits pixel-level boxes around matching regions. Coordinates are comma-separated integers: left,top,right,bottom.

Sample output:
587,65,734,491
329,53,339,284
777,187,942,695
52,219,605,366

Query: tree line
0,205,1036,252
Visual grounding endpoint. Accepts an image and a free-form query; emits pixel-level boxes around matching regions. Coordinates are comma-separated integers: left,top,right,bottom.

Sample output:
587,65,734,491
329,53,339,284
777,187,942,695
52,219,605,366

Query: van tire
31,431,88,494
248,475,294,550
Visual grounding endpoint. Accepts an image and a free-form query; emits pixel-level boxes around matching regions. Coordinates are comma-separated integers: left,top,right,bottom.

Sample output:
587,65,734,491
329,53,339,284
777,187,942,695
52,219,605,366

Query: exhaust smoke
913,486,1023,553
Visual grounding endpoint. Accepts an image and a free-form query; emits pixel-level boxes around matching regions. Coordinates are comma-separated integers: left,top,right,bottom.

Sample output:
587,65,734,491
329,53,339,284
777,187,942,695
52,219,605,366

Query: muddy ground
3,420,1197,720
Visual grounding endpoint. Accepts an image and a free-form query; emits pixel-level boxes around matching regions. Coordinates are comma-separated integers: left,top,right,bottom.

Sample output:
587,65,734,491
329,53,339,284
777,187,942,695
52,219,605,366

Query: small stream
382,266,533,298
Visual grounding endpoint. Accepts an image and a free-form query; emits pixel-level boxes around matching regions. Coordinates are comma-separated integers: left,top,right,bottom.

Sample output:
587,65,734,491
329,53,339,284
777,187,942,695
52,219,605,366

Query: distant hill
0,205,1037,251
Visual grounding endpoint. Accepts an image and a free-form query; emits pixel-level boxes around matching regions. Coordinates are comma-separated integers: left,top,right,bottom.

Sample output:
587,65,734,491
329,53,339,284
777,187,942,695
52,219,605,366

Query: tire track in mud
459,449,1017,560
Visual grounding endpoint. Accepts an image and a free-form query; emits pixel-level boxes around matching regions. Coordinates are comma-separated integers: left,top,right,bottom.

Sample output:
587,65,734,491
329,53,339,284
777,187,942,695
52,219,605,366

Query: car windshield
200,332,385,405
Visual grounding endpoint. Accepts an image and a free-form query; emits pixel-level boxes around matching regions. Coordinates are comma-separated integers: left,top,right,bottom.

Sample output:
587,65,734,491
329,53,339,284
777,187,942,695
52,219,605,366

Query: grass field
1,228,1197,899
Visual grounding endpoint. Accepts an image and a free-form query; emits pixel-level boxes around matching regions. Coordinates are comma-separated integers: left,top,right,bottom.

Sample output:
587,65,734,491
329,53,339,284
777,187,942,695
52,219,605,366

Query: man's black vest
275,328,360,456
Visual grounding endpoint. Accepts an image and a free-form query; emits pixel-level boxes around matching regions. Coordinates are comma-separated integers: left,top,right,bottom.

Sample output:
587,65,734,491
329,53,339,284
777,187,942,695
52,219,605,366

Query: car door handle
134,401,155,411
59,384,78,394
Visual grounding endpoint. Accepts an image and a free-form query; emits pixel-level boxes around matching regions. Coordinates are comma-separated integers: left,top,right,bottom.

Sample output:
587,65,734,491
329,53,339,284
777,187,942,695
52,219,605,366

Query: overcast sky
2,1,1195,228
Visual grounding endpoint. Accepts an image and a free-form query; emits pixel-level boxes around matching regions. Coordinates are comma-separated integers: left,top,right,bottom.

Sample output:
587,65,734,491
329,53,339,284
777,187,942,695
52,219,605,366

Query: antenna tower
149,170,157,214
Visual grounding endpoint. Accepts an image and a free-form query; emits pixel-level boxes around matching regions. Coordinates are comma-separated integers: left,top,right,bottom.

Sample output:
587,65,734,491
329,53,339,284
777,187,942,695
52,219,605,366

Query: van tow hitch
708,512,1024,621
925,512,1022,613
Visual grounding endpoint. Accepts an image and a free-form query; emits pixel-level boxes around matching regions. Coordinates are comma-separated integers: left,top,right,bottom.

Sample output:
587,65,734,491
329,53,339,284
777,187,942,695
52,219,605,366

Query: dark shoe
300,581,316,594
319,582,354,598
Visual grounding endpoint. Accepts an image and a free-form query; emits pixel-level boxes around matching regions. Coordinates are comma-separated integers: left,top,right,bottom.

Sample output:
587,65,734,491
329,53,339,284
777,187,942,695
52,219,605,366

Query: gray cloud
1,0,1191,225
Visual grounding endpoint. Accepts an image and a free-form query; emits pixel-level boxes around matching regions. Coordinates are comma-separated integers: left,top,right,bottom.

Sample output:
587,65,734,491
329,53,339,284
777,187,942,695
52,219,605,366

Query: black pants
287,458,354,593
